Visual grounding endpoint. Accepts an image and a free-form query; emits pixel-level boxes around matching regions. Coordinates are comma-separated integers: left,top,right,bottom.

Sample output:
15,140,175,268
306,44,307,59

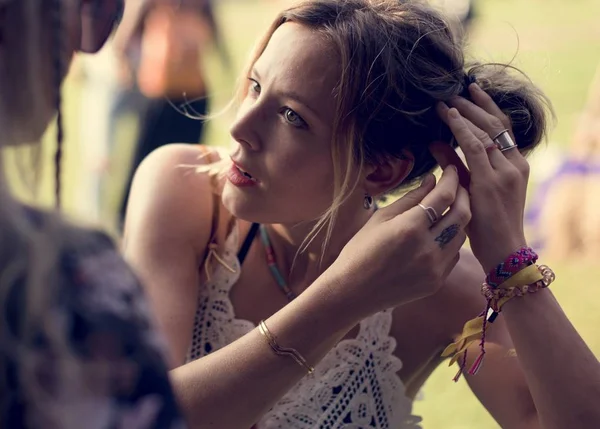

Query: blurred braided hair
52,0,63,209
0,1,81,425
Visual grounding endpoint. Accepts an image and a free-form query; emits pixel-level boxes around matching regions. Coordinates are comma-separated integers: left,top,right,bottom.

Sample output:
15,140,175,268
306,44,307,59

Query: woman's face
222,23,349,224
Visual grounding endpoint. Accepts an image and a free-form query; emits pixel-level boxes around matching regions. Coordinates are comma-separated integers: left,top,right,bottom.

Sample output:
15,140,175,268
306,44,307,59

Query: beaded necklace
259,224,297,301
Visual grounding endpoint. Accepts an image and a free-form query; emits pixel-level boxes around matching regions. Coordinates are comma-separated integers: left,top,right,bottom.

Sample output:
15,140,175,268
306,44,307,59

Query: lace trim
186,223,422,428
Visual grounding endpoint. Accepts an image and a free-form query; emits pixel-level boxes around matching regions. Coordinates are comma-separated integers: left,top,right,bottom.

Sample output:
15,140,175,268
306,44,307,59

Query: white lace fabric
186,224,422,428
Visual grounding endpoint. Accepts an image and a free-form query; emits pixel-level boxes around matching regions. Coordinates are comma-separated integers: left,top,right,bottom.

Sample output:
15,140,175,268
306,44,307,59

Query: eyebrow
251,68,322,120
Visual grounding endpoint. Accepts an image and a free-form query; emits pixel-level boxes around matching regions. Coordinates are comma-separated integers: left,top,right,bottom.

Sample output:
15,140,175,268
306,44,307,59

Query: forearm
502,288,600,428
170,271,360,429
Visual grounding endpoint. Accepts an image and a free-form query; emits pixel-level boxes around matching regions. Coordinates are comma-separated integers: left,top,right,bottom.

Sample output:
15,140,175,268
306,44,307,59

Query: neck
266,206,374,290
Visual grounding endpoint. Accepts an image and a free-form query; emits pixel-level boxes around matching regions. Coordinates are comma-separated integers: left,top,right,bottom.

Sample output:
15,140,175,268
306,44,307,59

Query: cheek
270,146,335,196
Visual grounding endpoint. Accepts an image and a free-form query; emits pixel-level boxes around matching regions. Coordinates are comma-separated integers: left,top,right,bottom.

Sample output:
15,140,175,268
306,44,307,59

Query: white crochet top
186,224,422,429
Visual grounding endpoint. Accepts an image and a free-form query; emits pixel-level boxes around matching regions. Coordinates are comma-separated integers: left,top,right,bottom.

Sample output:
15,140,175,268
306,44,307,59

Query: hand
329,167,471,316
430,83,530,273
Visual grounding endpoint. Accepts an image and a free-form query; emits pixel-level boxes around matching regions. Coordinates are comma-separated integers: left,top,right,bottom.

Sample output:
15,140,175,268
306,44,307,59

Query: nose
229,101,263,152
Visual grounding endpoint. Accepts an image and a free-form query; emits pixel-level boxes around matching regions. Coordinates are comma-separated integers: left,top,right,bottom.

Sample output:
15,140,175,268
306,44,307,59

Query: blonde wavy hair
202,0,552,257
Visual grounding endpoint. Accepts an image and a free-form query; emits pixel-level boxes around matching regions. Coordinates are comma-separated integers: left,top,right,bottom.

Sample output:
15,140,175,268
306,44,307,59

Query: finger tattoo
434,224,460,249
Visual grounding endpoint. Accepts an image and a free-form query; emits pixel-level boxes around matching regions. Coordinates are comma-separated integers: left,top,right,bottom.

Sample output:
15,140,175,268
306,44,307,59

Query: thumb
381,174,436,217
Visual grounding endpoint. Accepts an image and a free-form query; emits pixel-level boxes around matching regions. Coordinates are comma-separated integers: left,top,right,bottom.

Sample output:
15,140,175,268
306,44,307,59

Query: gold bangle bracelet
258,320,315,374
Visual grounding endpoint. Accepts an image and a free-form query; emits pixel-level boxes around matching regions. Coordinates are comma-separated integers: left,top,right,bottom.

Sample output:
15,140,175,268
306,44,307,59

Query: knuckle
498,113,511,128
438,189,456,206
504,166,522,185
488,117,505,132
515,158,530,177
458,207,472,225
473,127,489,141
468,140,487,156
402,224,420,241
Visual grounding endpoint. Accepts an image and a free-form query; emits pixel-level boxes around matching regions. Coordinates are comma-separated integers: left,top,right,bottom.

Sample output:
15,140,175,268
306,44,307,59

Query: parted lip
230,157,258,181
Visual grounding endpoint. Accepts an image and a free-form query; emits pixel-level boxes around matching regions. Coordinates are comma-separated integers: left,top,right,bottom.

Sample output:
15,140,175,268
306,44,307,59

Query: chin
221,181,263,223
221,182,289,224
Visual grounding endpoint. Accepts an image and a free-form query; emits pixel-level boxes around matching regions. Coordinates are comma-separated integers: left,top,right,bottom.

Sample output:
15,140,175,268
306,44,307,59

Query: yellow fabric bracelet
497,264,543,290
441,263,555,381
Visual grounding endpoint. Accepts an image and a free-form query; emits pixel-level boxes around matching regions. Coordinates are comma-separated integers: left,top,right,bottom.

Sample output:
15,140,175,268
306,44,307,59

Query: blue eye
283,108,307,128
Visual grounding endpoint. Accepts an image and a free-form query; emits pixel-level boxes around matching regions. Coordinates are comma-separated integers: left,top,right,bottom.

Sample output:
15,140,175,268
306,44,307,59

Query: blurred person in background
0,0,185,426
120,0,600,428
527,64,600,261
73,38,127,225
116,0,230,229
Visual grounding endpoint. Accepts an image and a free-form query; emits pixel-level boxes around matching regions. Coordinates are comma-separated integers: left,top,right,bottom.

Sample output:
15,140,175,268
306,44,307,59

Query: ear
79,0,122,53
363,150,415,197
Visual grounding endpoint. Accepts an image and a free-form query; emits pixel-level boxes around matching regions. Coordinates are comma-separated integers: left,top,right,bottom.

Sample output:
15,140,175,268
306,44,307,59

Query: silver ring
418,203,439,226
493,130,517,152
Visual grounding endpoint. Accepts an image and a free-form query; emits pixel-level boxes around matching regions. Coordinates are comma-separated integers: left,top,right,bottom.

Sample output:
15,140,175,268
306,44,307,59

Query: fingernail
448,108,460,119
472,83,482,91
437,101,449,111
420,174,432,187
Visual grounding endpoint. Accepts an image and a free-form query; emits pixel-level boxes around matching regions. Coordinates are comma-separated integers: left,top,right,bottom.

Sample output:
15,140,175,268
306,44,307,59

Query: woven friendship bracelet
486,247,539,288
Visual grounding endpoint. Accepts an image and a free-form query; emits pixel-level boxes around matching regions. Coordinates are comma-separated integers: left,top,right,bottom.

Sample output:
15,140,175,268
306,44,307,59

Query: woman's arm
502,288,600,428
435,85,600,429
124,145,470,429
440,252,539,429
123,144,209,367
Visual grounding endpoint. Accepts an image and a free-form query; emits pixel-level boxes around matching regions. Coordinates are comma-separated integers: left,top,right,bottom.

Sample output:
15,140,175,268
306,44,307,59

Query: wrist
481,239,529,273
304,268,374,328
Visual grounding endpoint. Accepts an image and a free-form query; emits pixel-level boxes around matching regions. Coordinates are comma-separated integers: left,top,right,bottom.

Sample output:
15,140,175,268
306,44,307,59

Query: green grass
13,0,600,427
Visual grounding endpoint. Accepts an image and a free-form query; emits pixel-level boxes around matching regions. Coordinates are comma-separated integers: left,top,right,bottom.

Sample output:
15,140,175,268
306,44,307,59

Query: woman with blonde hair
0,1,495,428
120,0,600,428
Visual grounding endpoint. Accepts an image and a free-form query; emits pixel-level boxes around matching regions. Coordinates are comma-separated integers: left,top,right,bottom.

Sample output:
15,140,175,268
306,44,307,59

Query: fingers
458,114,509,170
431,185,470,243
448,93,508,142
408,166,459,228
453,86,525,164
431,186,470,275
467,84,513,136
431,185,471,238
382,174,436,217
437,103,494,177
429,141,471,190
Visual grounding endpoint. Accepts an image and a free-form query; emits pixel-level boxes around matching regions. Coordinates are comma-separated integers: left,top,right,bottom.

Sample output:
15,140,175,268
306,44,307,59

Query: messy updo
225,0,552,250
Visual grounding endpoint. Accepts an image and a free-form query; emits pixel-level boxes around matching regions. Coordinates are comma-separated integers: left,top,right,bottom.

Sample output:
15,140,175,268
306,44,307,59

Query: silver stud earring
363,194,374,210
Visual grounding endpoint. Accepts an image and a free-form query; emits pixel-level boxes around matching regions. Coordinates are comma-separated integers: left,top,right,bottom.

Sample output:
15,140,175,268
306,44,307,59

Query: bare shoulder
123,144,223,253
